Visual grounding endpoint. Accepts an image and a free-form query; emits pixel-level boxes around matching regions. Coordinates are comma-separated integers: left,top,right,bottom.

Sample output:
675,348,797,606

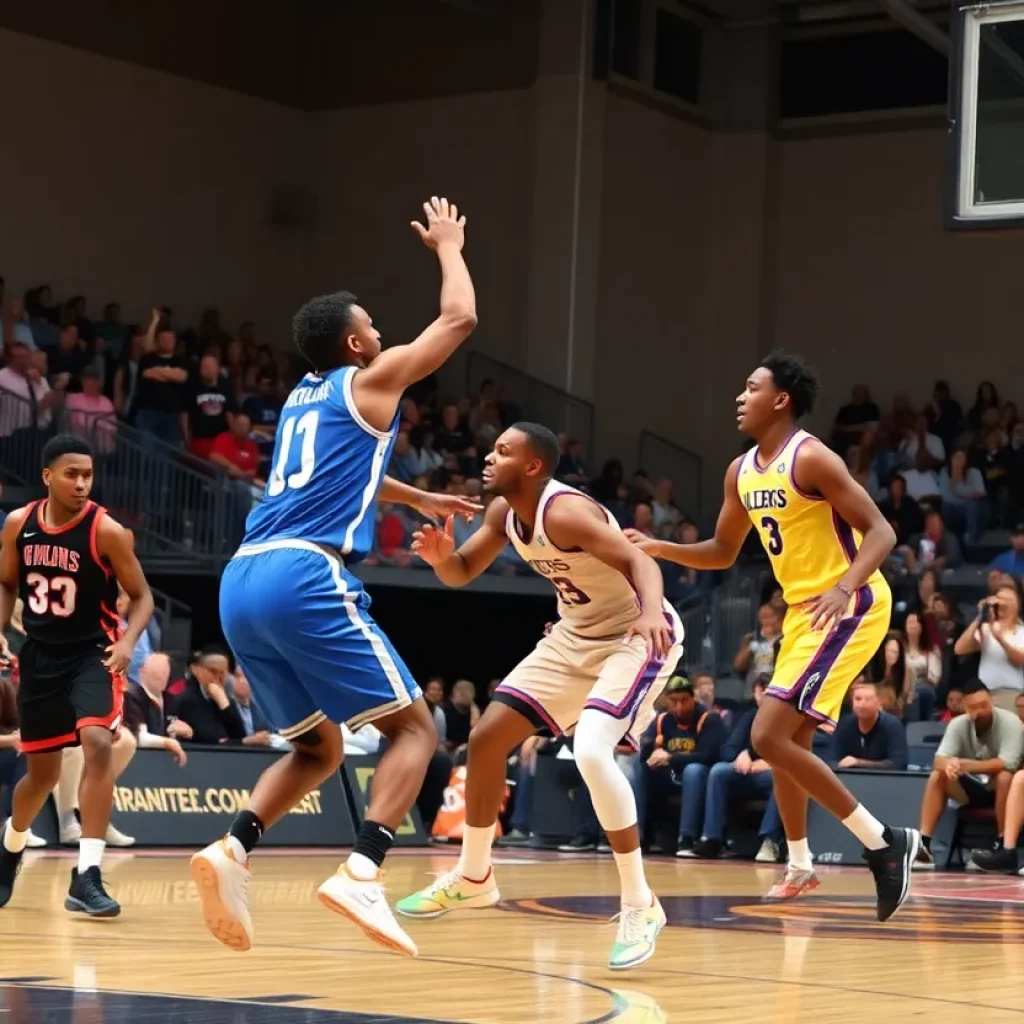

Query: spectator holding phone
955,580,1024,712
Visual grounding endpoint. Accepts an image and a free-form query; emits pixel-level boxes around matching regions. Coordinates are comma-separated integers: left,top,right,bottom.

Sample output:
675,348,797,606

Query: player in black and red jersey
0,434,153,917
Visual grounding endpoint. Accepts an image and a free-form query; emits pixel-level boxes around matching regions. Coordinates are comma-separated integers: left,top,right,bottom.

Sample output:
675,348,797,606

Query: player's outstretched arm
0,509,28,656
545,496,672,660
353,197,477,430
795,439,896,630
412,499,510,587
98,519,155,673
625,457,750,571
378,476,481,523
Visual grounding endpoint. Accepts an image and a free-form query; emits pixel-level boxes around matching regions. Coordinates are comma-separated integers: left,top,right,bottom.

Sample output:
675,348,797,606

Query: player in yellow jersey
627,352,920,922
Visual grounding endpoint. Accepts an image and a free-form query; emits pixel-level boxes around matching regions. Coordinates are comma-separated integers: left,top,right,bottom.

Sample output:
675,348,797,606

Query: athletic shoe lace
611,906,650,945
424,869,462,896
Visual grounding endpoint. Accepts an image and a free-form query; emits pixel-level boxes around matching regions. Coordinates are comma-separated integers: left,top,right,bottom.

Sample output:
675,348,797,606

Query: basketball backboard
946,0,1024,229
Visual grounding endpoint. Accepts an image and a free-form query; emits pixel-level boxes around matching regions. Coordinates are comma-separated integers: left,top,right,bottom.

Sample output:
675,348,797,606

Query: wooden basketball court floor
1,847,1023,1023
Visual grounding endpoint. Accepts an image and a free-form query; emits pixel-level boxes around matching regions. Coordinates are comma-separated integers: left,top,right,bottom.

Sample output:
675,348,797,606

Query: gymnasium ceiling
0,0,541,110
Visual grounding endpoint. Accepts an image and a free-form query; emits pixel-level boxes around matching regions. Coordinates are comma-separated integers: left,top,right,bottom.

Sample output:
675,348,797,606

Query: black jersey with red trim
15,500,121,646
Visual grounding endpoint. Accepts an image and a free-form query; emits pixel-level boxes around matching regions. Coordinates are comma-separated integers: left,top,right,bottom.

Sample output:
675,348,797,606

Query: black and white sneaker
971,845,1019,874
863,826,920,922
558,836,598,853
0,823,25,909
65,866,121,918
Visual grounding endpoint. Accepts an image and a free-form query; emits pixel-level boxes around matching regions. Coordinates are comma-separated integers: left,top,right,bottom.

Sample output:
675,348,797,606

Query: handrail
637,429,703,522
465,351,595,458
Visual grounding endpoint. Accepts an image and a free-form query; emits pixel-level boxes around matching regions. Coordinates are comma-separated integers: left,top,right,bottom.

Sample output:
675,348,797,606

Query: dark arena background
2,0,1024,1021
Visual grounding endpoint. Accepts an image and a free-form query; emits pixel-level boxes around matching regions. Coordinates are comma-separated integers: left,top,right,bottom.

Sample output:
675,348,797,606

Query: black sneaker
0,826,24,909
971,845,1019,874
675,836,697,859
497,828,531,847
557,836,598,852
863,826,920,922
596,840,612,854
65,866,121,918
691,838,723,860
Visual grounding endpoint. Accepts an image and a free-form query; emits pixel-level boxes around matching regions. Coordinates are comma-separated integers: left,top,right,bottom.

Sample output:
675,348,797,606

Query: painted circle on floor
502,894,1024,942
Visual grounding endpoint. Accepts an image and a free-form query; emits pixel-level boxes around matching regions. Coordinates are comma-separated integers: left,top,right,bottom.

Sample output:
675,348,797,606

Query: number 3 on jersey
267,410,319,497
551,576,592,607
761,516,783,556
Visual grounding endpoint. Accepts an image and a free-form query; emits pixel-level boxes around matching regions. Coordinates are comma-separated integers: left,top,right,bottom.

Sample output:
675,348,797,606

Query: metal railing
0,385,243,572
637,430,703,524
465,352,595,457
672,572,758,681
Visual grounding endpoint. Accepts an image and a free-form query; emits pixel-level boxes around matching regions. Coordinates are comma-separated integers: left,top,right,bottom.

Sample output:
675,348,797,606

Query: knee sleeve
573,710,639,833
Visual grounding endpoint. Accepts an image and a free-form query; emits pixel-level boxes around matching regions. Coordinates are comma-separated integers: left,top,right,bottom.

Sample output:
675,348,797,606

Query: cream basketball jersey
505,480,666,639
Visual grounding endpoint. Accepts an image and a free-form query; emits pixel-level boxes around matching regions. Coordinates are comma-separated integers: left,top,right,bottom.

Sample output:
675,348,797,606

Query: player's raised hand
411,196,466,252
412,516,456,566
623,529,662,558
416,492,483,524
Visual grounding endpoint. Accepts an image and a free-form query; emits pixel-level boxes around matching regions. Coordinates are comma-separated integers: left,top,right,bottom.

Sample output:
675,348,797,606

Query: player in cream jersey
397,423,683,971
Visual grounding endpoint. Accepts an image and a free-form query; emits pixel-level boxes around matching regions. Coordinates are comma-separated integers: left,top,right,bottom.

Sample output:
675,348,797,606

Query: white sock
841,804,887,851
787,837,813,871
345,851,379,882
224,835,248,863
613,847,653,909
457,823,496,882
78,838,105,872
3,825,28,854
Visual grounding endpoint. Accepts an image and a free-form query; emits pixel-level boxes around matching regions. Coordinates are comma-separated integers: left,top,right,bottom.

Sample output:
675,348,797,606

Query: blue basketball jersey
242,367,397,561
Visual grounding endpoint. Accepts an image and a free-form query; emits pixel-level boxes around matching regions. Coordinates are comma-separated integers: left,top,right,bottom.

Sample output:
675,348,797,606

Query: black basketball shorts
17,639,124,754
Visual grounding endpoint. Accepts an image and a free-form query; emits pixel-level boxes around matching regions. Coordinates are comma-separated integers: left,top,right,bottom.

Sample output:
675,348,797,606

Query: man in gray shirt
914,679,1024,869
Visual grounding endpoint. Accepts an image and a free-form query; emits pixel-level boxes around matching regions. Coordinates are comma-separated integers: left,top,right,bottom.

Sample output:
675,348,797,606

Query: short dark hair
293,291,358,372
759,350,821,419
510,421,560,476
961,679,990,696
42,434,93,468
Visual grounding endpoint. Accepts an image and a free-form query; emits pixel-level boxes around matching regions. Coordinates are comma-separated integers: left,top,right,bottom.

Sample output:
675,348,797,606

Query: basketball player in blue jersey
191,197,478,958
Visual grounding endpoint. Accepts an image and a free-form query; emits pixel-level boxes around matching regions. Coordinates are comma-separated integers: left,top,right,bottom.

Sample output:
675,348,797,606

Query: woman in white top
954,580,1024,711
903,611,942,721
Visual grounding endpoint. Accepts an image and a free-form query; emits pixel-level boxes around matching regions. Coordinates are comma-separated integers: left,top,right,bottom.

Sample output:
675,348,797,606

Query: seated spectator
661,521,713,606
939,449,988,544
954,581,1024,711
135,319,189,447
927,380,964,455
443,679,480,758
1,294,36,352
904,611,941,722
94,301,129,359
241,369,283,479
589,459,625,504
900,510,963,575
210,413,262,483
689,675,782,860
372,503,413,567
938,685,964,723
389,430,422,483
989,523,1024,579
877,474,924,548
123,652,191,759
914,680,1024,869
0,340,58,437
846,445,884,501
64,366,116,453
651,478,683,538
436,402,473,456
555,438,588,487
831,384,880,459
870,633,911,718
881,391,917,443
693,671,731,729
898,413,946,472
184,353,236,460
969,380,1000,432
1009,423,1024,519
733,603,782,687
631,674,726,856
831,681,908,770
976,427,1011,521
901,465,942,506
423,678,448,743
174,647,246,744
230,667,277,747
112,319,153,424
632,501,655,537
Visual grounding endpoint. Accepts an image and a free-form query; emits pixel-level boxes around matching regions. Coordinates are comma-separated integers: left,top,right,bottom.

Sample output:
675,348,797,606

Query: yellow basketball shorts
766,580,891,732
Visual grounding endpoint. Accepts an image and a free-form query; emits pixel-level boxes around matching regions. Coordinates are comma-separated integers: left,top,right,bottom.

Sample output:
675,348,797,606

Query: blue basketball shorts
219,540,421,740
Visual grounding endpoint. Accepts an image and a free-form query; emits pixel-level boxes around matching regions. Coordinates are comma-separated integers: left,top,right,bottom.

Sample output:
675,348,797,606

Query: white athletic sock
345,851,379,882
3,825,28,855
842,804,887,851
78,838,105,872
613,847,653,909
457,823,496,882
787,837,813,871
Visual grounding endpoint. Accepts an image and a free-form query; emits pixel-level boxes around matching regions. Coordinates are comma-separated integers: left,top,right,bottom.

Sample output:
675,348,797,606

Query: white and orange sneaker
317,865,418,957
190,838,253,952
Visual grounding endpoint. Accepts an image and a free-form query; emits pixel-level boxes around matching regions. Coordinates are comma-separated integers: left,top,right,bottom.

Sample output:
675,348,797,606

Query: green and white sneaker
609,896,666,971
395,868,500,919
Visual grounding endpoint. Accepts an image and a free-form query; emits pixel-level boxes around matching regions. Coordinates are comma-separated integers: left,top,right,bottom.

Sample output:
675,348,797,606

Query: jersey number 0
267,410,319,497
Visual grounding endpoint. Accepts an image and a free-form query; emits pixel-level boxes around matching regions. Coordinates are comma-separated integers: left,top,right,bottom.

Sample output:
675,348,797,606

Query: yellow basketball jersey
735,429,885,606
